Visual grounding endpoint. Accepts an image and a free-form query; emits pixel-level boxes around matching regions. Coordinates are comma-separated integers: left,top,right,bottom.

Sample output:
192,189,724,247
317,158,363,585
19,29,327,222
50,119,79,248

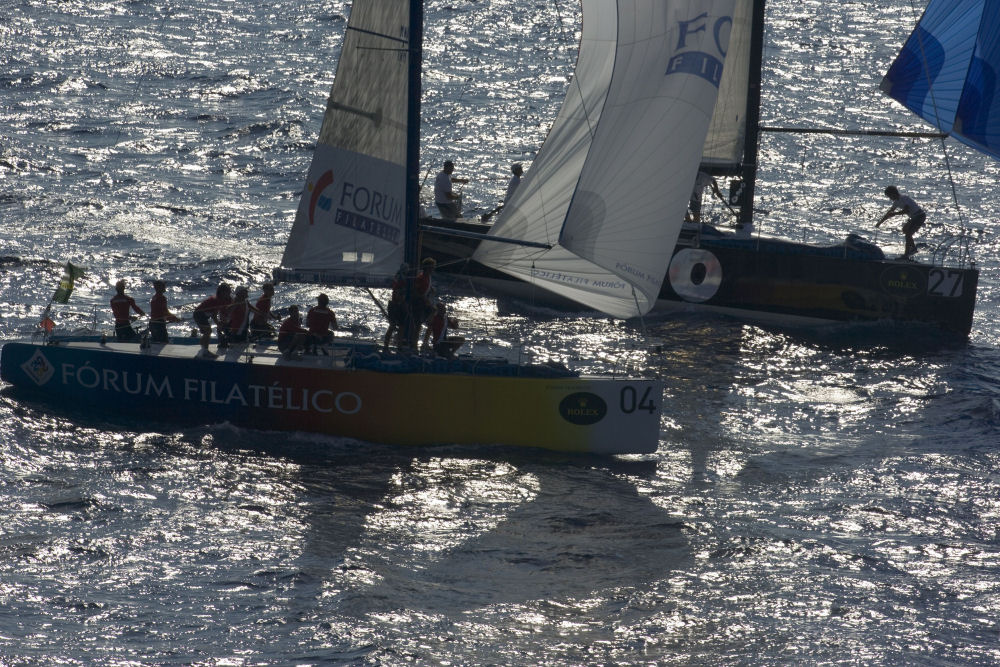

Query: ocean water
3,0,1000,664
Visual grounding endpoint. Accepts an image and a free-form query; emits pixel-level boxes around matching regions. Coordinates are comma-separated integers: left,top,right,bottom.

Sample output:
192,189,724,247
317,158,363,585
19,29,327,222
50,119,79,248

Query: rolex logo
559,392,607,425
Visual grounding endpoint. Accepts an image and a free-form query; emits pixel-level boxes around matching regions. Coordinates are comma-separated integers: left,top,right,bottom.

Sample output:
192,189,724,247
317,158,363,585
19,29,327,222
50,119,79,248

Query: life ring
668,248,722,302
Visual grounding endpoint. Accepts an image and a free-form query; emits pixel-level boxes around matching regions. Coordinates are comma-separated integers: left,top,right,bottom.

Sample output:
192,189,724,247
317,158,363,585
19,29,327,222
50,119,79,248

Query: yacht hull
422,221,978,336
1,339,663,455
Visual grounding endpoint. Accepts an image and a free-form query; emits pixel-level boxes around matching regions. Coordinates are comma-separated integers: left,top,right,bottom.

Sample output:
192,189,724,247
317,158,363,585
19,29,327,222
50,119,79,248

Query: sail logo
336,180,402,244
666,12,732,87
20,350,55,386
559,392,607,426
880,266,926,298
307,170,336,225
307,170,403,244
669,249,723,302
615,261,659,288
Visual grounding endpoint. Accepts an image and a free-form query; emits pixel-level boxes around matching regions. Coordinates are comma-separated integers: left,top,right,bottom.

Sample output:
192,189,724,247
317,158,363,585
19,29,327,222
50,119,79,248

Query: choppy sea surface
3,0,1000,663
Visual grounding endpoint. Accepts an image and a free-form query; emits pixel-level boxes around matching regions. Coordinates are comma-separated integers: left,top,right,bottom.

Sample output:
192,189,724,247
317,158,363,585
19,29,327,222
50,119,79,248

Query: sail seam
907,0,970,237
346,26,407,45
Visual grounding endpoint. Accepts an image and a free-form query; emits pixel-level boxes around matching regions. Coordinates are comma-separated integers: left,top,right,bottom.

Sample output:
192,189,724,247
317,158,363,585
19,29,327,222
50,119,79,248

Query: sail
701,0,754,173
278,0,410,286
881,0,1000,160
474,0,737,318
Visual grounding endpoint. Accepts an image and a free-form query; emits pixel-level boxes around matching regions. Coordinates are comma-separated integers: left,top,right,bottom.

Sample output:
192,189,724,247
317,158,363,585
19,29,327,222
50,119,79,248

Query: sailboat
423,0,983,337
0,0,742,453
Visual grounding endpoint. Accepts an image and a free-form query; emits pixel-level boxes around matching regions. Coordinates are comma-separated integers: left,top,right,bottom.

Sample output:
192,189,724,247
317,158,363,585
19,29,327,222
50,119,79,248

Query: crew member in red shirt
306,293,337,353
226,286,257,344
149,279,181,344
407,257,436,350
192,283,232,358
110,279,145,342
383,263,409,352
421,301,463,358
250,283,279,339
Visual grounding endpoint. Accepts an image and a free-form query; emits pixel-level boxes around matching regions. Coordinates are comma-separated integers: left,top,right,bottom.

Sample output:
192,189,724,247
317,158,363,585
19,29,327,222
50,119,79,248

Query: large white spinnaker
279,0,410,286
474,0,736,318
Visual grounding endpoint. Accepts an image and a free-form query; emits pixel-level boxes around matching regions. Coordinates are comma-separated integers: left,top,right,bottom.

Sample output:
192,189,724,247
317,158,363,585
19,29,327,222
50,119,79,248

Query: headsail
881,0,1000,160
278,0,411,286
701,0,754,174
474,0,737,318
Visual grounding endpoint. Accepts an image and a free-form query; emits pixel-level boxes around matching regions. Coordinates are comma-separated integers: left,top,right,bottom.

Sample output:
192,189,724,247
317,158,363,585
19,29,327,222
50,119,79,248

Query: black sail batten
346,25,408,44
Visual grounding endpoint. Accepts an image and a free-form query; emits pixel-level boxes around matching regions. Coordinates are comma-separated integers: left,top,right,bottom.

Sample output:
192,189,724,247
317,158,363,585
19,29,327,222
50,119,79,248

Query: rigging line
551,0,598,139
629,285,648,377
422,255,469,272
438,1,483,121
760,126,946,138
906,0,968,238
115,1,174,152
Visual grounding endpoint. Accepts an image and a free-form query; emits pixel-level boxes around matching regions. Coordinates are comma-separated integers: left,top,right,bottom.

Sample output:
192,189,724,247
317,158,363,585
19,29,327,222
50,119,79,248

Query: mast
739,0,766,226
404,0,423,267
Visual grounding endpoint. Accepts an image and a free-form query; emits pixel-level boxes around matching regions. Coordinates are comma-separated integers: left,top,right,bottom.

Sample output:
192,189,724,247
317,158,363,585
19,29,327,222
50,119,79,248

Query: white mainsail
474,0,737,318
279,0,410,286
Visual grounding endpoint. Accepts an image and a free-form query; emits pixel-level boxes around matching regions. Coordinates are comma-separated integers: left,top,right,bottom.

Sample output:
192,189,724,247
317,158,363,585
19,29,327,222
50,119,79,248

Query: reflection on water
4,0,1000,662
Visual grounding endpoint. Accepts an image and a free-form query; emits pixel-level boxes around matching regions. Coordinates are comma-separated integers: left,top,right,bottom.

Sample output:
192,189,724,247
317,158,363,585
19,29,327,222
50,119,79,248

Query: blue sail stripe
884,25,946,126
954,0,1000,153
882,0,1000,159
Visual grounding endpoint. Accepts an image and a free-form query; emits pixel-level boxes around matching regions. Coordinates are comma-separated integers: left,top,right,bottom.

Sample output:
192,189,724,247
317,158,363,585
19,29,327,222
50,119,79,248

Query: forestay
279,0,410,286
474,0,736,318
881,0,1000,160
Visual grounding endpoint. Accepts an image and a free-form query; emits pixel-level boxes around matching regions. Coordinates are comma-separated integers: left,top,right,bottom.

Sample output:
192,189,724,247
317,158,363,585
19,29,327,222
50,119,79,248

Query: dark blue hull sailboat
424,0,987,338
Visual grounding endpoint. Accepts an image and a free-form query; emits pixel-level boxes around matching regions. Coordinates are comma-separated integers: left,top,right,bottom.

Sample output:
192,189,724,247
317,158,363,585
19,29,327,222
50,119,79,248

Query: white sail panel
701,0,753,171
475,0,736,318
280,0,410,285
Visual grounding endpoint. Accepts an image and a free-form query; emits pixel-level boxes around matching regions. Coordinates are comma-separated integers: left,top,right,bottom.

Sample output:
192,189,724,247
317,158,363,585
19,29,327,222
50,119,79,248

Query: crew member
193,283,232,358
876,185,926,259
422,301,464,359
434,160,468,220
277,305,308,360
306,293,337,353
149,279,181,344
110,279,145,342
